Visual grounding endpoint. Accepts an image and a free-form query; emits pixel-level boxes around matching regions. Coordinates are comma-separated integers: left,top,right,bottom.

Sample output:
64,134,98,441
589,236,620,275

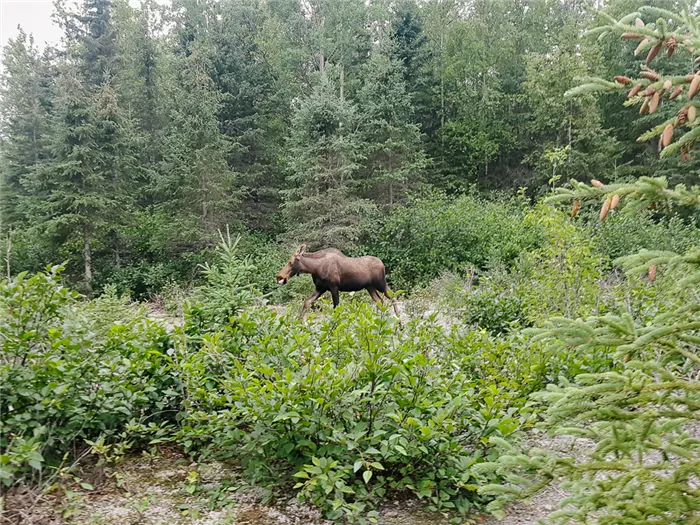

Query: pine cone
670,87,683,100
649,91,661,113
647,41,663,63
666,36,677,57
689,106,697,123
640,97,650,114
640,70,659,81
615,75,632,85
629,84,644,98
690,75,700,99
661,124,674,148
635,39,649,56
611,194,620,210
571,200,581,217
678,106,689,124
648,265,657,281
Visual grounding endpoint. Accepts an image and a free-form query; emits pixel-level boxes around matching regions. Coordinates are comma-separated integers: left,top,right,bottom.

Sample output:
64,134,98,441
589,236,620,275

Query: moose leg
330,287,340,308
367,288,384,309
382,287,400,317
301,289,324,318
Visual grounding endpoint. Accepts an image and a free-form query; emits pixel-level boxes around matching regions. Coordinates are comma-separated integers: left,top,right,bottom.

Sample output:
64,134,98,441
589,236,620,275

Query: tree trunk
389,181,394,207
340,65,344,100
83,225,93,297
5,231,11,280
440,32,445,132
319,53,325,73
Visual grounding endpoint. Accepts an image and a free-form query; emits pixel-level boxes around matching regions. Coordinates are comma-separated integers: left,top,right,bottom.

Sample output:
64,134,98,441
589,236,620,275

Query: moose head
276,244,307,285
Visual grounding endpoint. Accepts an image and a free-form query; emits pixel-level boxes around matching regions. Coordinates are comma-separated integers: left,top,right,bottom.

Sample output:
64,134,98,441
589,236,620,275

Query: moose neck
297,255,322,275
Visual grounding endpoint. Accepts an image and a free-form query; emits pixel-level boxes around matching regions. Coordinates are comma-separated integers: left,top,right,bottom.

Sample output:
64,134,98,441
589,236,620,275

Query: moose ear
297,244,307,255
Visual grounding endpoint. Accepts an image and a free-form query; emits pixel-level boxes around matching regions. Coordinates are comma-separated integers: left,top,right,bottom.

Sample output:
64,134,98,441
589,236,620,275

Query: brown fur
276,245,399,317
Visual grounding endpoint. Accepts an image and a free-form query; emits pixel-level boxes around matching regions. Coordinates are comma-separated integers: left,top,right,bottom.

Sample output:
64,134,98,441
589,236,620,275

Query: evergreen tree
283,73,375,250
0,31,54,231
357,42,427,206
28,71,137,296
24,0,136,296
210,0,287,233
154,41,239,237
114,0,163,169
479,6,700,523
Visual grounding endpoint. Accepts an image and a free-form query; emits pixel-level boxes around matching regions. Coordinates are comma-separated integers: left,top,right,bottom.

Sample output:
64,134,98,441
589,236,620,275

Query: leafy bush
408,205,605,332
176,303,536,522
0,266,179,487
587,210,700,263
516,204,604,322
463,287,528,335
363,191,542,290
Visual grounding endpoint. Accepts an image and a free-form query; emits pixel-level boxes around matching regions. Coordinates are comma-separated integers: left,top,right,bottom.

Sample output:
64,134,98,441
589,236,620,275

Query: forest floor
5,432,586,525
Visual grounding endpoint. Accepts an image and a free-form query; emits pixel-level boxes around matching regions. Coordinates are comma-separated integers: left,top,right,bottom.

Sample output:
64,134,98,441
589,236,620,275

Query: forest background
4,0,694,299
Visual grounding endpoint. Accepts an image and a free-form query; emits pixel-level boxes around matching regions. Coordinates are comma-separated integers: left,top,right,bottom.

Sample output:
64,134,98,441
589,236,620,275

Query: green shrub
186,229,259,326
409,204,606,332
478,248,700,525
363,191,542,290
516,204,604,322
463,288,528,335
176,303,535,522
0,266,179,486
587,210,700,263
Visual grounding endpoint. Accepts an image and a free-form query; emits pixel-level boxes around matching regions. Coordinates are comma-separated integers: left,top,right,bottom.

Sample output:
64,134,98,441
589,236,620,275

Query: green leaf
363,470,373,484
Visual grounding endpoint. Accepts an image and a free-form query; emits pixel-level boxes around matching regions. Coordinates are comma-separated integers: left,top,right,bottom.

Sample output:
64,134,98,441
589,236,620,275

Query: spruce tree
25,0,136,296
154,40,239,238
0,30,54,231
114,0,163,172
210,0,287,233
478,6,700,524
283,73,375,250
357,40,427,206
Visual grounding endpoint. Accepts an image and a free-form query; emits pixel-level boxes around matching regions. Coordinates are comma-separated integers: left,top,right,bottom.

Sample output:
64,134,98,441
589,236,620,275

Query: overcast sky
1,0,63,56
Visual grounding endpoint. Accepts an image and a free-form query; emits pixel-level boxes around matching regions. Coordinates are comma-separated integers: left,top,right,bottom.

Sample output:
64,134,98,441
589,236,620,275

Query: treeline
0,0,689,296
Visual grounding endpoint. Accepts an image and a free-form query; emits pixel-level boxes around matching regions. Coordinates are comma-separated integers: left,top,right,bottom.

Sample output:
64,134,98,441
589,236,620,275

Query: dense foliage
2,1,700,524
0,0,670,298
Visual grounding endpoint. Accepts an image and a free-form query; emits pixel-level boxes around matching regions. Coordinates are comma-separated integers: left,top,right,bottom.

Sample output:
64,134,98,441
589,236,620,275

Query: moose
276,245,399,317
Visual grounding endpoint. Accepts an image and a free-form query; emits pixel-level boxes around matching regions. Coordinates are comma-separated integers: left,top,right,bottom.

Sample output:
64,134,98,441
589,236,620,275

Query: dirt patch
2,452,468,525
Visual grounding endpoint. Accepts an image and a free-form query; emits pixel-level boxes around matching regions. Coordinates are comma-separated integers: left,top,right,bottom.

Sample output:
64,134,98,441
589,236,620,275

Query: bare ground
3,431,593,525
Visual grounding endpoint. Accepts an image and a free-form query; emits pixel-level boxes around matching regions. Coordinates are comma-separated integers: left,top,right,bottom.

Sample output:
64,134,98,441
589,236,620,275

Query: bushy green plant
516,204,604,322
363,191,542,290
0,266,179,487
176,303,534,522
587,210,700,263
478,247,699,524
463,288,527,336
411,205,606,332
185,228,260,333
